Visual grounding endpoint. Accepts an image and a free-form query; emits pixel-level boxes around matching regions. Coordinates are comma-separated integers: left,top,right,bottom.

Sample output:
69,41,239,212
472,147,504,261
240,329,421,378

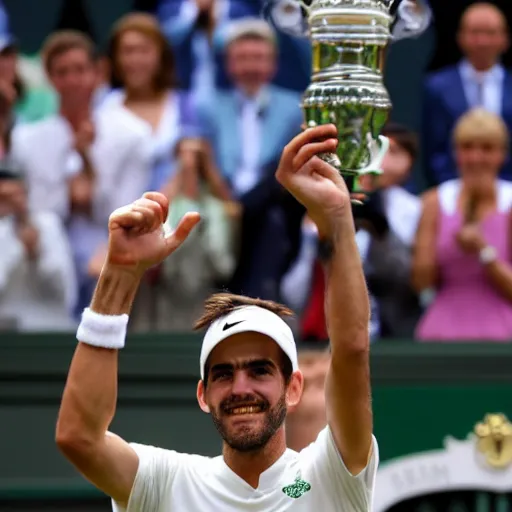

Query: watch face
480,246,497,264
0,157,22,180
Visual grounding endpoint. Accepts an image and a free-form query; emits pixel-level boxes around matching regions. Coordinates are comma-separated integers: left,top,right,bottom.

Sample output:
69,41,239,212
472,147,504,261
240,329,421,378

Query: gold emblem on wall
474,413,512,469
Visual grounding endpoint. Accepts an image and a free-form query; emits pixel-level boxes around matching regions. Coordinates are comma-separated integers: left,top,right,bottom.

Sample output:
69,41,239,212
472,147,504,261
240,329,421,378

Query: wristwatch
479,246,498,265
317,238,334,263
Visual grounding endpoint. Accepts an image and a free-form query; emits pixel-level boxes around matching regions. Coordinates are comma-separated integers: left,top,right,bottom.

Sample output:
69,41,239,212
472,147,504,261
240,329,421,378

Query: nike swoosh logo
223,320,244,331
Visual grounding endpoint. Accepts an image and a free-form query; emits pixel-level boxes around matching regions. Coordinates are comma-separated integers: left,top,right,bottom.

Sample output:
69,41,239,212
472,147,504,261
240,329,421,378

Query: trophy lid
263,0,394,40
309,0,392,21
310,0,392,10
308,0,392,44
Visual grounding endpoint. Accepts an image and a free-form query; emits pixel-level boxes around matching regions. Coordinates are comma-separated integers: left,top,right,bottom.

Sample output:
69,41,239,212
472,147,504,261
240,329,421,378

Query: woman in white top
102,13,200,191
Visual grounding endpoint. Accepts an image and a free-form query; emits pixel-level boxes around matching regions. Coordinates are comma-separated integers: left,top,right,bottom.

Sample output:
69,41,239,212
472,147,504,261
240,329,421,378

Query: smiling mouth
226,405,264,415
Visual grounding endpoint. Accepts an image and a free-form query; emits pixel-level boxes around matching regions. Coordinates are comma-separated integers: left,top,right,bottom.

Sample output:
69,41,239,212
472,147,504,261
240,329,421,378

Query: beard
211,393,287,453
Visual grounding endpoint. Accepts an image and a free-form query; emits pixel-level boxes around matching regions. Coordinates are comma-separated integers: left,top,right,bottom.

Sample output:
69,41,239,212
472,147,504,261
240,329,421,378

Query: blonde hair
453,108,509,149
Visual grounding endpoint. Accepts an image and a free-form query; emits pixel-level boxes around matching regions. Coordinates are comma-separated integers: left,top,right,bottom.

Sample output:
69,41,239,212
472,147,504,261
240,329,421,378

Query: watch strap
479,245,498,265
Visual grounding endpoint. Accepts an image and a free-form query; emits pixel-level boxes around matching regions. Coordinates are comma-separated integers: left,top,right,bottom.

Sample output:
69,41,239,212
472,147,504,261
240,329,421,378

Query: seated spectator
198,19,305,300
423,3,512,185
102,13,199,192
9,30,152,313
0,161,76,331
413,108,512,341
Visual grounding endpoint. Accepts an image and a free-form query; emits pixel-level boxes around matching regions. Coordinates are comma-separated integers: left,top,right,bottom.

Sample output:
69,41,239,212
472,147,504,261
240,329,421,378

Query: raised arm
56,192,199,507
157,0,200,46
322,213,371,474
276,124,372,475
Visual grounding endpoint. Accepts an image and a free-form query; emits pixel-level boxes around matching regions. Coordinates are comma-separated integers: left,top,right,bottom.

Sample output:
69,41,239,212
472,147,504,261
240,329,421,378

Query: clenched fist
106,192,200,275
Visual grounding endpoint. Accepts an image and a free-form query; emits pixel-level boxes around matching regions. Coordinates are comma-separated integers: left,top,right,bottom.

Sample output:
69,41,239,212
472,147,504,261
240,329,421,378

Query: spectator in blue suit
198,19,304,301
423,3,512,186
155,0,311,96
155,0,431,100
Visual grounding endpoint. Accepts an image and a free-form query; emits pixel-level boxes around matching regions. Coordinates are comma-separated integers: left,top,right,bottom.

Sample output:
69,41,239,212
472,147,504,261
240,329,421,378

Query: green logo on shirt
282,474,311,499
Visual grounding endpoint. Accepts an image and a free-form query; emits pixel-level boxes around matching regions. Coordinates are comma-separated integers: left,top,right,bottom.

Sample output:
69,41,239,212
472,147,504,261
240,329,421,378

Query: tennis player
56,124,377,511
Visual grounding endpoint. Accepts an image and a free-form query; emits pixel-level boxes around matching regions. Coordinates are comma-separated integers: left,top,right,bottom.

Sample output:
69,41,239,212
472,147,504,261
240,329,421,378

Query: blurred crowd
1,0,512,342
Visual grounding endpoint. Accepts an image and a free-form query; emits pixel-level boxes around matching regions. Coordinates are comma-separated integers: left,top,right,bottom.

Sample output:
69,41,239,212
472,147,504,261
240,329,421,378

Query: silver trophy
266,0,431,192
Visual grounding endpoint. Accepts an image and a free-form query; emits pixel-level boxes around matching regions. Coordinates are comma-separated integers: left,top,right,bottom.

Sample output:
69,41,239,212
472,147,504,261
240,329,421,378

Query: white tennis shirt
112,427,379,511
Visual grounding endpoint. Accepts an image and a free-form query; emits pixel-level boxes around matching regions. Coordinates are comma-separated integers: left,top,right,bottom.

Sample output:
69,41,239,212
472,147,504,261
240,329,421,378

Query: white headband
200,306,299,380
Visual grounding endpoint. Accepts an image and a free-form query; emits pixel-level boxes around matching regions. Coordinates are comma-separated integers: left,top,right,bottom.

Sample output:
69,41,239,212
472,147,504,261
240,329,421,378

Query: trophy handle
358,135,390,175
297,0,311,15
380,0,398,9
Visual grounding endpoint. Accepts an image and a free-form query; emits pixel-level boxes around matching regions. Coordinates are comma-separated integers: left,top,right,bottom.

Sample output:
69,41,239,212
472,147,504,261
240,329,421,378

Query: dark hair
42,30,96,74
195,293,295,384
194,293,294,330
381,122,419,162
108,12,178,91
13,75,25,102
0,43,25,105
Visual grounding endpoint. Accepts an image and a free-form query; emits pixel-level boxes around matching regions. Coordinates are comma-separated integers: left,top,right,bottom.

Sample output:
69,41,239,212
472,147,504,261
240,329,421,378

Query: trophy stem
317,151,364,204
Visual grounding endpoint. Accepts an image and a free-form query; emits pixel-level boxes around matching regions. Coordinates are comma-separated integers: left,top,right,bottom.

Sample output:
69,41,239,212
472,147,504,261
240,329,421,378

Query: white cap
200,306,298,380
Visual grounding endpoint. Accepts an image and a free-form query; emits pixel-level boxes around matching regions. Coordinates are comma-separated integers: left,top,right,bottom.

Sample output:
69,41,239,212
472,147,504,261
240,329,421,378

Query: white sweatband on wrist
76,307,129,350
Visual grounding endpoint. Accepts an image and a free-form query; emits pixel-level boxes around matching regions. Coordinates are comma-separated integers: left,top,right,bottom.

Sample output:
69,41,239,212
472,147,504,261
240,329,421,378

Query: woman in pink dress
413,108,512,341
